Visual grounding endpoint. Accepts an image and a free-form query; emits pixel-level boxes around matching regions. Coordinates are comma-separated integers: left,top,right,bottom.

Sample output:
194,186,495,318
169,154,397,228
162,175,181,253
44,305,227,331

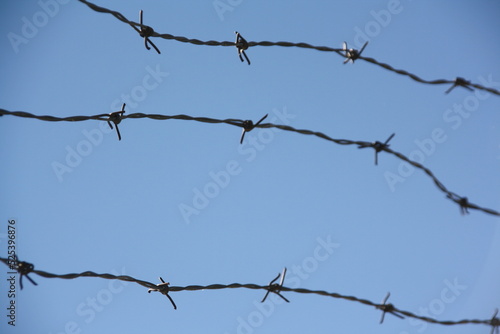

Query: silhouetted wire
76,0,500,97
0,257,493,329
0,108,498,217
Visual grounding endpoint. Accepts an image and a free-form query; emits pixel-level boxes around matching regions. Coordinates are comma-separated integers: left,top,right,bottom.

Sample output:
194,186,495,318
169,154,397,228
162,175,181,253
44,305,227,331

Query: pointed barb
11,256,37,290
254,114,268,127
447,194,470,215
342,41,368,64
490,309,500,334
358,41,368,55
382,292,390,305
384,133,395,146
278,267,287,286
358,133,395,165
459,197,470,215
261,268,289,303
240,128,246,144
260,290,271,303
166,293,177,310
115,125,122,141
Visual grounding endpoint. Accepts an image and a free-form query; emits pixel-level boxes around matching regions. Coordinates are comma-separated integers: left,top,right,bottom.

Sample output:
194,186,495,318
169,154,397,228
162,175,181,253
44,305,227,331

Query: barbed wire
1,107,498,218
0,257,497,332
77,0,500,97
4,3,498,333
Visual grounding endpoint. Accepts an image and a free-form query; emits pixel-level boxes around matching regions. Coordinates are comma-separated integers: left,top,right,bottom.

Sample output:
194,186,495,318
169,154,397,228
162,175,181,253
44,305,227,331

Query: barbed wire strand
1,108,498,217
76,0,500,97
0,257,495,330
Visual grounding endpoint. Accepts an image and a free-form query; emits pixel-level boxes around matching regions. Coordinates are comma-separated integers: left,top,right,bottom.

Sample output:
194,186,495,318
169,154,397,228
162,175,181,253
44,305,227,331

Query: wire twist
76,0,500,97
0,257,494,330
376,292,404,323
107,103,126,140
4,2,496,331
148,277,177,309
261,268,289,303
131,10,160,54
8,255,38,290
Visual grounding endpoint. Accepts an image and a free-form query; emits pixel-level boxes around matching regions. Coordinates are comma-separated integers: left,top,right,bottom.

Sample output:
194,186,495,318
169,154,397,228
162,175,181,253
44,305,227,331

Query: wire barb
148,277,177,310
107,103,126,141
261,268,290,303
137,10,160,54
342,41,368,64
358,133,395,165
490,309,500,334
9,255,38,290
235,31,250,65
445,77,473,94
240,113,268,144
376,292,404,324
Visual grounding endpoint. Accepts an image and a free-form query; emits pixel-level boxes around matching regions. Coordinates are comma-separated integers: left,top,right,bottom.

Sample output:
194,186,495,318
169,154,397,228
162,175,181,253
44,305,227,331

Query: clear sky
1,1,500,334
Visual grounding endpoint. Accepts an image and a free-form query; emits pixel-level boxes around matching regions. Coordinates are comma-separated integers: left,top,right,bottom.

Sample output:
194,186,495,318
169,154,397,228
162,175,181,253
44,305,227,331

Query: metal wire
76,0,500,97
0,257,494,330
1,108,498,218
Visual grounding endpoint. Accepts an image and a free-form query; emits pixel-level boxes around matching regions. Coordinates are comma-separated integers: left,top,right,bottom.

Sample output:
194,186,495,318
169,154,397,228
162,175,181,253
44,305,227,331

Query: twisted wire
0,257,492,329
1,108,498,217
76,0,500,97
4,2,497,331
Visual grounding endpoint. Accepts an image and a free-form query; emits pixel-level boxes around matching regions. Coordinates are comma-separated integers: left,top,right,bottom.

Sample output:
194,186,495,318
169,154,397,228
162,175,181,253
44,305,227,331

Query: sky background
1,1,500,333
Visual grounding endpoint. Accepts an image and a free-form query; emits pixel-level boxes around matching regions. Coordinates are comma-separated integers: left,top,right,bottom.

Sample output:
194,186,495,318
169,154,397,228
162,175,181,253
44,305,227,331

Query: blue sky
1,1,500,333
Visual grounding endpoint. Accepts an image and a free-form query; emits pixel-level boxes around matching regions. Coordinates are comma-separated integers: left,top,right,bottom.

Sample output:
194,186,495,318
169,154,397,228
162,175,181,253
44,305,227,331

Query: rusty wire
0,257,496,331
76,0,500,97
0,108,498,218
